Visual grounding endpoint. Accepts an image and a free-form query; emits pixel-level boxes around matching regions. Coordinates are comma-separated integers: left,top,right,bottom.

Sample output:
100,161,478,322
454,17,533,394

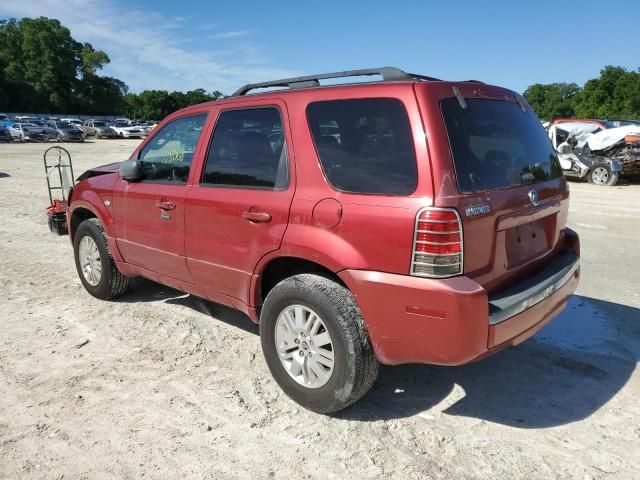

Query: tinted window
138,114,207,183
441,98,562,193
307,98,417,195
202,108,288,189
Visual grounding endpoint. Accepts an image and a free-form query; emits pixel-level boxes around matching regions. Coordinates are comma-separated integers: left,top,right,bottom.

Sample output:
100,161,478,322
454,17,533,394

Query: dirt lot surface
1,140,639,480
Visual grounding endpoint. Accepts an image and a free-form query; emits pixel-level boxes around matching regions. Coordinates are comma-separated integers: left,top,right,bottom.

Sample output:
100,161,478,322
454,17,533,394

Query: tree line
0,17,222,119
523,66,640,120
2,17,638,122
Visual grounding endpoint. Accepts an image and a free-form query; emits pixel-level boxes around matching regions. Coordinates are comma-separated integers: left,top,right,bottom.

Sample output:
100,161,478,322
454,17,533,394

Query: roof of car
170,66,497,119
230,66,444,97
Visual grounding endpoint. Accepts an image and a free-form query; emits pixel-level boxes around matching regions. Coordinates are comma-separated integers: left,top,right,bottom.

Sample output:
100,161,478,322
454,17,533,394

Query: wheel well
70,208,96,240
259,257,344,304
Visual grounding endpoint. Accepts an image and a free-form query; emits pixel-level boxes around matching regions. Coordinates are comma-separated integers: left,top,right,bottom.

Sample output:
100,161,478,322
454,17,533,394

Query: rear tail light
411,207,463,278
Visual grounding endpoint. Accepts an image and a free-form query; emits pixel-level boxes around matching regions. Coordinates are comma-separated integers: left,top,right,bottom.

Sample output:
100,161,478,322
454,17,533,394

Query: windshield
441,98,562,193
94,121,106,127
59,123,78,130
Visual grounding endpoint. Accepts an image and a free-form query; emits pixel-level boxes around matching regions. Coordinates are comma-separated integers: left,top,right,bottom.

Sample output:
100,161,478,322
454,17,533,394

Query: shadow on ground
0,172,10,178
120,279,638,428
121,278,258,335
339,295,639,427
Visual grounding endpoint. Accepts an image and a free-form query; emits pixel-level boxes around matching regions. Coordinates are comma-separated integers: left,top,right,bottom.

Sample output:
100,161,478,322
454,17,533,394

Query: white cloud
0,0,295,94
212,30,251,39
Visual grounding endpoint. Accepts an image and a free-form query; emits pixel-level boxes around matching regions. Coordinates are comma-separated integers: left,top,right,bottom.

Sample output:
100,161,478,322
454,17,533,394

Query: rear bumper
338,236,580,366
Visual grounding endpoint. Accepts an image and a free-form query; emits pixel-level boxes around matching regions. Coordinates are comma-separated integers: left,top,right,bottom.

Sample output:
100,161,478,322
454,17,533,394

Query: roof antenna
452,86,467,109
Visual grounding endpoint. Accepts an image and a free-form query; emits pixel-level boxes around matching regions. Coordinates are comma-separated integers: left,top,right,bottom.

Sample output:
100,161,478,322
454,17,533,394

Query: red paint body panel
185,185,294,301
339,252,579,366
112,181,191,280
68,77,580,366
184,99,296,303
339,269,489,365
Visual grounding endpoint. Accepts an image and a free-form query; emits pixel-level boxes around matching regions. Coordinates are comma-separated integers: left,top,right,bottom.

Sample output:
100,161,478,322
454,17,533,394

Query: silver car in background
45,120,85,142
82,119,118,138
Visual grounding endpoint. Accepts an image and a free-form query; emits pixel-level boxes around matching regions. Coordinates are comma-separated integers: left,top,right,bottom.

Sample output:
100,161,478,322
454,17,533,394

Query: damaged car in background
548,120,640,186
6,122,49,142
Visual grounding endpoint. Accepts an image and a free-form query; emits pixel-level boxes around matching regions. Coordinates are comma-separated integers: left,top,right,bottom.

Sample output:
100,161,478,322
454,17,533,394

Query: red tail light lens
411,207,463,278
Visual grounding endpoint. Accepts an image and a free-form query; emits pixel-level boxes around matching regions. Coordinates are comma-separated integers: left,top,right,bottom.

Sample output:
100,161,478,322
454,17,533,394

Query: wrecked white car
548,121,640,186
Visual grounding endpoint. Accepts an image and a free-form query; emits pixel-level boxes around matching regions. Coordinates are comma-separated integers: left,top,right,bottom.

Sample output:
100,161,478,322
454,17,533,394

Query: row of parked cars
0,114,157,143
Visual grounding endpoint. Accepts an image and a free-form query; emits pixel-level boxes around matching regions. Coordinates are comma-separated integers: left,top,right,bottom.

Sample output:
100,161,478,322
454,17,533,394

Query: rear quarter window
441,98,562,193
307,98,417,195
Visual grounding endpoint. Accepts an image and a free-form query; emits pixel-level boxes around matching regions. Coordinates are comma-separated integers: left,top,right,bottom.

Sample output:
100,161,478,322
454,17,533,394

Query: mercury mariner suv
67,67,580,413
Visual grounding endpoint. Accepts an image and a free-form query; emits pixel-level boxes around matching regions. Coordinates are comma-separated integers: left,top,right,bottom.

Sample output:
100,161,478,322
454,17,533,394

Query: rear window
307,98,417,195
441,98,562,193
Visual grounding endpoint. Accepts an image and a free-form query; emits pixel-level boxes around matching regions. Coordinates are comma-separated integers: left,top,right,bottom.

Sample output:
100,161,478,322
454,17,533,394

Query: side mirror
119,159,143,181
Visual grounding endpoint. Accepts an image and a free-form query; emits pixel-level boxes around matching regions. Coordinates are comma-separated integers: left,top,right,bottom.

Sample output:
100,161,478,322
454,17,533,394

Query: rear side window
307,98,417,195
441,98,562,193
138,114,207,183
202,107,288,190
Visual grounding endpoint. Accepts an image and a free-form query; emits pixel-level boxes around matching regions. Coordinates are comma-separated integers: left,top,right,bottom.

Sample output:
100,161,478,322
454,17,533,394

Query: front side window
202,108,288,189
138,114,207,183
307,98,418,195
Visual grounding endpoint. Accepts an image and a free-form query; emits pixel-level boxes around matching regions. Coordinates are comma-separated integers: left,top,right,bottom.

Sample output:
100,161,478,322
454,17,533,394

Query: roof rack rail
231,67,441,96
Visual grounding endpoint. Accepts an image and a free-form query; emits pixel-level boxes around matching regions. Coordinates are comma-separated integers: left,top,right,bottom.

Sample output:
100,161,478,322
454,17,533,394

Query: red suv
68,67,580,413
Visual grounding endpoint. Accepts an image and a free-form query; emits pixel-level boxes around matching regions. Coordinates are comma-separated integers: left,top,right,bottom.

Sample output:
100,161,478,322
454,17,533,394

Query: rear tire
260,274,378,413
588,165,618,186
73,218,129,300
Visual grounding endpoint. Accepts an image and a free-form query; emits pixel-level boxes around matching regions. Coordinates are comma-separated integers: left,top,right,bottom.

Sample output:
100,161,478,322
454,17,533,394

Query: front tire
260,274,378,413
588,165,618,186
73,218,129,300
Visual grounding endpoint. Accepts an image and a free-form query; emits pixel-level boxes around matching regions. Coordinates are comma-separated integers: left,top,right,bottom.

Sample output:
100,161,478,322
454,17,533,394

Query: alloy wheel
275,305,335,388
78,235,102,286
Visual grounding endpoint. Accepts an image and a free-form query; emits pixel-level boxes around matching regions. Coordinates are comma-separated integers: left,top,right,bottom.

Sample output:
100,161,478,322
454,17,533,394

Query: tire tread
76,218,129,299
262,273,378,413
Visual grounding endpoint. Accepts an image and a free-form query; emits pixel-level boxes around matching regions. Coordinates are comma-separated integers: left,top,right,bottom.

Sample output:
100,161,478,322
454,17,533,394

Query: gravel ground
1,140,639,480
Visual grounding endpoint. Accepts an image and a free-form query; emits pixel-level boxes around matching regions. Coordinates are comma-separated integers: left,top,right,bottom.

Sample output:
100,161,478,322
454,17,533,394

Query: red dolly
44,146,74,235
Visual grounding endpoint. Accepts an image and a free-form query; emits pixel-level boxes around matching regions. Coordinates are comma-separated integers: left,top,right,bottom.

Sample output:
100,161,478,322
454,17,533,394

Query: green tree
79,43,110,77
0,18,37,111
0,16,121,113
19,17,81,112
0,16,223,116
523,82,581,119
123,89,223,120
574,66,640,118
75,75,128,115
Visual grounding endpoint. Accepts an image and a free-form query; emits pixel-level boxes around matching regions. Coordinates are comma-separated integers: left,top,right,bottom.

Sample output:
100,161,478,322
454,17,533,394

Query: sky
0,0,638,95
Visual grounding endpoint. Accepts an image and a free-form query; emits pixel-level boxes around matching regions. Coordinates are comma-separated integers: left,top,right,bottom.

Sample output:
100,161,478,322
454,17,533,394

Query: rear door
112,113,209,280
416,83,568,293
184,101,295,303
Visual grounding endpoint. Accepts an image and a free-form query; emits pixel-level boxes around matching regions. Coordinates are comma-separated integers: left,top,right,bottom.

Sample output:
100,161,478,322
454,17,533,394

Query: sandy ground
0,140,639,480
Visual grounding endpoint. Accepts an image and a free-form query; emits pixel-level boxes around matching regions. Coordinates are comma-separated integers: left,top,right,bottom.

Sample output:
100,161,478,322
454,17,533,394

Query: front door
113,113,209,280
185,104,295,303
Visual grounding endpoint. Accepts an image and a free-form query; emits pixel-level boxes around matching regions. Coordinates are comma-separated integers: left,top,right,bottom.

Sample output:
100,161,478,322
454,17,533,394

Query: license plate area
505,214,556,269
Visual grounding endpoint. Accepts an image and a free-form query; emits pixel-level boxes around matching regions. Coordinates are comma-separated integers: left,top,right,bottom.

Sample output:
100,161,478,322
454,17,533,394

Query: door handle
156,200,176,211
242,210,272,223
